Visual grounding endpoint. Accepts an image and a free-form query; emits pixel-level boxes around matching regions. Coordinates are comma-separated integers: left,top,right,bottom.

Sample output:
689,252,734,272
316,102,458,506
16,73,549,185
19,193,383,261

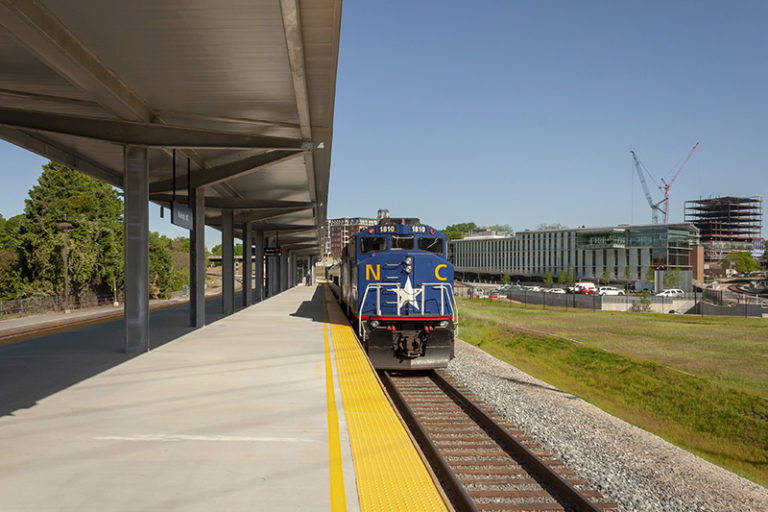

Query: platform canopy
0,0,341,256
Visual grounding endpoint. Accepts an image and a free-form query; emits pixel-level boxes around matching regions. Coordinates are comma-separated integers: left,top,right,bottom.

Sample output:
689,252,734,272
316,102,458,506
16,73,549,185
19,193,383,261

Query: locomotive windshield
391,235,414,250
418,237,444,254
360,237,386,254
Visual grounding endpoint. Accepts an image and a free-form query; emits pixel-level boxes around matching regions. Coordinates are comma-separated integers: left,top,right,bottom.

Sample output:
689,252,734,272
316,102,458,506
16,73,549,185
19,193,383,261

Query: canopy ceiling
0,0,342,255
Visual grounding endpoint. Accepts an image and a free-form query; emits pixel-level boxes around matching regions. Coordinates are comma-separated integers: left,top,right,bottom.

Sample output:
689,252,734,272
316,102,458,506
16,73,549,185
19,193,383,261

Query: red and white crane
659,141,699,223
630,141,699,224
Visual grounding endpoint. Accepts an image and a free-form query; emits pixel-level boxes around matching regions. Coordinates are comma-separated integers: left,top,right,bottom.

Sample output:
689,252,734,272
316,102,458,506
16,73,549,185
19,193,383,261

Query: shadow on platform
290,286,325,323
291,285,353,327
0,292,253,417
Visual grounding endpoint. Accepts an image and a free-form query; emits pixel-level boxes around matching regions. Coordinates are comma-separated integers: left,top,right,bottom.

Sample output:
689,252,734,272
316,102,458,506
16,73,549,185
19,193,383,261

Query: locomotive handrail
358,282,457,341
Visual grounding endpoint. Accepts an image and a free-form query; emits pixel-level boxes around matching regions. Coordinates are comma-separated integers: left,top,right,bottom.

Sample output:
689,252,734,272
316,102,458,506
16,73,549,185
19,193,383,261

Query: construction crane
659,141,699,223
630,141,700,224
630,150,665,224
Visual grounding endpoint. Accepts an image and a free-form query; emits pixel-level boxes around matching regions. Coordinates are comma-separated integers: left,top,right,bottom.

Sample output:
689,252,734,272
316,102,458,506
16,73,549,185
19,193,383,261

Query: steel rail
429,370,605,512
379,370,479,512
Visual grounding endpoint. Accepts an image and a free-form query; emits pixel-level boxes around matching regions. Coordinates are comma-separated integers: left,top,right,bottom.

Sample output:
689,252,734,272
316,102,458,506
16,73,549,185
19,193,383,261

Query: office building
448,223,702,286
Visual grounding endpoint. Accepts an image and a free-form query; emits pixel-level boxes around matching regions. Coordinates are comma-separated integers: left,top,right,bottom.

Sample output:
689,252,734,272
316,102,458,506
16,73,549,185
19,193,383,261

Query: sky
1,1,766,241
328,0,768,236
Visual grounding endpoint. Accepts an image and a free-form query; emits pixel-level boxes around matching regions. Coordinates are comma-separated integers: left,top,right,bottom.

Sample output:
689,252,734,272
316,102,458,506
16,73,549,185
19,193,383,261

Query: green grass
457,298,768,487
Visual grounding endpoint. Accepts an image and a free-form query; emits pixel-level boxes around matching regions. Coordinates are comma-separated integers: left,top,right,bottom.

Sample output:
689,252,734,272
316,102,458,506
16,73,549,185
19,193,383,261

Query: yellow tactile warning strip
323,293,348,511
323,286,449,512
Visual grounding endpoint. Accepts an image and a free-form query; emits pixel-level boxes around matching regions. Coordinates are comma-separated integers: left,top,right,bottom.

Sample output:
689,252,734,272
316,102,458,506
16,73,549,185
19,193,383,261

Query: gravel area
446,339,768,512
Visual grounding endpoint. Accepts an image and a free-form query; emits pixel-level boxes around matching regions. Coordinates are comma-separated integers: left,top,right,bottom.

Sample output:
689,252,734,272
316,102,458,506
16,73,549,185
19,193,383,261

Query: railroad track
380,370,616,512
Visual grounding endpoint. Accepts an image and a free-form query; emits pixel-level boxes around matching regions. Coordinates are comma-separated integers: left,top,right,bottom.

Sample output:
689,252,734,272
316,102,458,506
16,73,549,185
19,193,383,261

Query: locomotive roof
378,218,421,225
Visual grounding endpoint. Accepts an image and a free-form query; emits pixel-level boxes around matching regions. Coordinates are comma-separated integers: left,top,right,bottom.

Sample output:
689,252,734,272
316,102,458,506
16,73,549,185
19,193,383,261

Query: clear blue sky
329,0,767,235
1,1,766,240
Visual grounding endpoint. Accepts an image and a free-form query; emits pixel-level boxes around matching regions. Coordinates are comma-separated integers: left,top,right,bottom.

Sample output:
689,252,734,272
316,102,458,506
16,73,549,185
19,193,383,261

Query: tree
537,223,567,231
501,273,511,284
558,269,566,285
543,270,554,287
173,237,190,252
148,232,188,299
0,214,24,251
443,222,476,240
565,266,574,285
17,162,124,298
486,224,514,236
0,248,25,300
663,267,681,289
721,251,761,274
601,266,611,284
624,265,632,290
647,266,655,284
210,242,243,256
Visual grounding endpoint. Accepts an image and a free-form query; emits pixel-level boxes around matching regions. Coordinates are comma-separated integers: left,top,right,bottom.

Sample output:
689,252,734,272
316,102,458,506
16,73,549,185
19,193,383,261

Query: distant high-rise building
325,215,378,259
684,196,763,263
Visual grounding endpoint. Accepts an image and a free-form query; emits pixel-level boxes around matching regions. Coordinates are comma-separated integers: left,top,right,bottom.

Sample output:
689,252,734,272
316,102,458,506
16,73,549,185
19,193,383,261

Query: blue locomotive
330,218,456,369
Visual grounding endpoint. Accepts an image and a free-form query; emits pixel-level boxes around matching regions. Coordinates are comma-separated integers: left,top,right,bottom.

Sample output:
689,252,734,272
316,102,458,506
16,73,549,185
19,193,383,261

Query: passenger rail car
329,218,456,369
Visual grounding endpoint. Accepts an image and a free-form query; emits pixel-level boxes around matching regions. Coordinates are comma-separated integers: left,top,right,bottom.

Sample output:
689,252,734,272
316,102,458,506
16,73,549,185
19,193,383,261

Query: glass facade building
448,223,700,283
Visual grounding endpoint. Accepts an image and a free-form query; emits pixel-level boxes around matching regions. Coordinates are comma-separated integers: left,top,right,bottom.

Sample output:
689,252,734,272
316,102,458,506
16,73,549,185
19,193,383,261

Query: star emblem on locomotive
396,276,423,311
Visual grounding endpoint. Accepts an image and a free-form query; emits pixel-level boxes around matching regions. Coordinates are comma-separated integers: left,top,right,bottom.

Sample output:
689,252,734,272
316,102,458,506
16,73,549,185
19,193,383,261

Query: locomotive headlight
403,256,413,274
438,320,449,328
370,320,380,328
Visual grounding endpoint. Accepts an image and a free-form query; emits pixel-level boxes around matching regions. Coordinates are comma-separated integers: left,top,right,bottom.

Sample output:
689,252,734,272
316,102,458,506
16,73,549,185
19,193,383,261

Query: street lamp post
58,222,72,313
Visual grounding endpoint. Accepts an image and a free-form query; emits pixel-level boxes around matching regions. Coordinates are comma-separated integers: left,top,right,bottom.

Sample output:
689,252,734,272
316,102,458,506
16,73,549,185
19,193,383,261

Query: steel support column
222,209,234,315
310,255,315,285
124,146,149,353
189,186,205,327
289,254,296,287
243,223,252,307
280,250,288,292
286,253,292,288
266,237,279,297
254,230,264,302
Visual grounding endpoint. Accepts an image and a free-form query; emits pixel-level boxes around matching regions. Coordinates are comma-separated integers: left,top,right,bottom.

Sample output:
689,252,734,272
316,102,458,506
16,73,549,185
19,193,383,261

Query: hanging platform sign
172,201,193,230
264,247,282,255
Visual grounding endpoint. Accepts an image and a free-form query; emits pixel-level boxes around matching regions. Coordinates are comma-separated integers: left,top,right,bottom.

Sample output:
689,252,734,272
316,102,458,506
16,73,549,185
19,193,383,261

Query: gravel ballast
446,339,768,512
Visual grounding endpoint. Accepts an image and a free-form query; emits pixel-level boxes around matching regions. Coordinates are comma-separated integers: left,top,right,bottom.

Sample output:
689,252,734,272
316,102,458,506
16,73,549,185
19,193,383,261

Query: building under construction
684,196,763,263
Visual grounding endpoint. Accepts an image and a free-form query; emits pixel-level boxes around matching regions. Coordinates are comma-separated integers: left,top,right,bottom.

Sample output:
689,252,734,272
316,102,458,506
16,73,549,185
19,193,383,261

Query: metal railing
500,289,768,317
358,282,457,340
0,292,122,320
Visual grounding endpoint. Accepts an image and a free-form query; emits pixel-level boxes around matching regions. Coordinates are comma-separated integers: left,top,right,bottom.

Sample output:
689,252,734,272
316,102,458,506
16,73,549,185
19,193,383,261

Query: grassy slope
457,298,768,487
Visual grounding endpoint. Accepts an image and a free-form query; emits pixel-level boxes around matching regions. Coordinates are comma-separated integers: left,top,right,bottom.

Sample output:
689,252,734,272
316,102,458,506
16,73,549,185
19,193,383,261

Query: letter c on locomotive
366,264,380,281
435,264,448,281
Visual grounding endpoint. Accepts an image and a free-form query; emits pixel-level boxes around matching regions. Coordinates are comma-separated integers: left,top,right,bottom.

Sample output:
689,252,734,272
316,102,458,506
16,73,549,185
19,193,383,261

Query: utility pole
58,222,72,313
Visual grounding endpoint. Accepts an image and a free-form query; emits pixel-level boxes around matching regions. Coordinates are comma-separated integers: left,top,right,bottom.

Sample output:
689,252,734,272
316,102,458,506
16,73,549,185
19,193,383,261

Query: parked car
656,289,685,297
572,282,596,294
597,286,625,296
548,288,566,294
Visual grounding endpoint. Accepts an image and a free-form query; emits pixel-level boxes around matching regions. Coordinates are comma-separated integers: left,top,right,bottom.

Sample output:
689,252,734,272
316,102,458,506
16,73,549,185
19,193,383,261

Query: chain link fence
499,289,768,318
0,292,122,320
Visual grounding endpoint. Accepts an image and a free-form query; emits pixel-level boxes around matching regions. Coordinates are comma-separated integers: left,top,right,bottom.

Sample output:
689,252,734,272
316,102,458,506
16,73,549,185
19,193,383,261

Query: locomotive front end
356,222,456,369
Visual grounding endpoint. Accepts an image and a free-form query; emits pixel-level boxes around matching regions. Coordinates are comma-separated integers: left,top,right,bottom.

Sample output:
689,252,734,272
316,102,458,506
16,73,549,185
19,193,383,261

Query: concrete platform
0,286,361,511
0,285,451,512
